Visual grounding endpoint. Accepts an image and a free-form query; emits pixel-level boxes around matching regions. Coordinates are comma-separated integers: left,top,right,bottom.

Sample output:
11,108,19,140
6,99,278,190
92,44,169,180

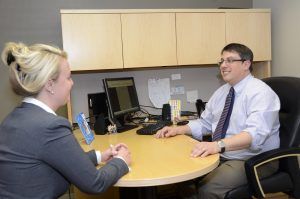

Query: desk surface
75,128,219,187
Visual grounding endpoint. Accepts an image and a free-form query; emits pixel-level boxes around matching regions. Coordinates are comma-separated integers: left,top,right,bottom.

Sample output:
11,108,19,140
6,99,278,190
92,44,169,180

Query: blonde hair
1,42,67,96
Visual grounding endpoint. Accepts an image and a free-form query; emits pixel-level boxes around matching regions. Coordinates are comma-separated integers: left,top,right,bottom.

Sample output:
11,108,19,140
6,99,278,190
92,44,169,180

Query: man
155,43,280,199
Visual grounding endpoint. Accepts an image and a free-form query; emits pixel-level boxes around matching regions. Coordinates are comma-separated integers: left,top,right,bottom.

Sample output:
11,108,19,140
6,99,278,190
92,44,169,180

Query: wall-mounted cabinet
61,9,271,71
61,13,123,70
226,12,271,61
176,13,226,65
122,13,177,68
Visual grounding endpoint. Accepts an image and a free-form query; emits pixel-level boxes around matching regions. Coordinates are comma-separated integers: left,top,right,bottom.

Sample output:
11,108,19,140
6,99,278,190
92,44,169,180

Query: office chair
225,76,300,199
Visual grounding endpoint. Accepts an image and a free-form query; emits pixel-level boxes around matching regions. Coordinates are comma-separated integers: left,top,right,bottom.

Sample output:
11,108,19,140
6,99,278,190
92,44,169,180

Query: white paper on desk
148,78,171,108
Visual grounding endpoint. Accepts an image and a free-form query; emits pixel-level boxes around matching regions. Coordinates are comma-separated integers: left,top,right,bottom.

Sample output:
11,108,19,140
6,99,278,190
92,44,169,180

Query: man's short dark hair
221,43,253,72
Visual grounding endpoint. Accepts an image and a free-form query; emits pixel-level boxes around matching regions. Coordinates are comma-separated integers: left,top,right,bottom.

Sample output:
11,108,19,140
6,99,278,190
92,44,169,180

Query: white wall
253,0,300,77
71,66,221,120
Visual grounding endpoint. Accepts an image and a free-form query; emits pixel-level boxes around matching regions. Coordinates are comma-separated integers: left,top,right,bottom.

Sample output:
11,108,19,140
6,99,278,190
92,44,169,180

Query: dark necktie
212,87,235,141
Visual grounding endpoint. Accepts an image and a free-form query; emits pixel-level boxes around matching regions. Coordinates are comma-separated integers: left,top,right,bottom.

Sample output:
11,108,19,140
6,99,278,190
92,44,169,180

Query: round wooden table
75,128,219,188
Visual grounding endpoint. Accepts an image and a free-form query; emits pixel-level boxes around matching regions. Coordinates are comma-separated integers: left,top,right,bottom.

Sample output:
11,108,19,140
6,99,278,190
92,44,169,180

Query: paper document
187,90,198,103
148,78,171,108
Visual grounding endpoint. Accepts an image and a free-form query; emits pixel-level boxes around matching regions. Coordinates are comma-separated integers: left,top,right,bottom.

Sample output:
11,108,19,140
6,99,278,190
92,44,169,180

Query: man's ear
243,60,251,71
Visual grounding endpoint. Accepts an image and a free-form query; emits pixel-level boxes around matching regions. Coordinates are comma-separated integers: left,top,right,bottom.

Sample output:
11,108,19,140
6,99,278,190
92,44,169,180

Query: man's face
219,51,251,86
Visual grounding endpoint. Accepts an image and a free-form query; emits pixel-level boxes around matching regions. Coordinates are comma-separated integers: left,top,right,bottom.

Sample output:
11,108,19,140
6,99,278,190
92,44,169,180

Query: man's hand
155,125,192,138
155,126,179,138
191,141,220,158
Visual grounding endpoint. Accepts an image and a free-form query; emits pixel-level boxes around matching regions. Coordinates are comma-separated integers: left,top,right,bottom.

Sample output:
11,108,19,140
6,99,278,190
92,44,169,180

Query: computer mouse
177,120,189,126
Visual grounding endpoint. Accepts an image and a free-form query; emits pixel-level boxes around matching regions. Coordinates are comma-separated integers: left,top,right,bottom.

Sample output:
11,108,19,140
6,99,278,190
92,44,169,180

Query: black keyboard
136,120,173,135
117,124,139,133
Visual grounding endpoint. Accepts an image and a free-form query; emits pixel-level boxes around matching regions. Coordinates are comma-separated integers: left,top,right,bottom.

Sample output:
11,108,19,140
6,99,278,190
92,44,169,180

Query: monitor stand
111,116,138,133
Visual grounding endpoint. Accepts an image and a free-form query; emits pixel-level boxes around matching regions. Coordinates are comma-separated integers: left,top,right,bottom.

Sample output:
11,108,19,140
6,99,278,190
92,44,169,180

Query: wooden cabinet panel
226,12,271,61
252,61,271,79
61,14,123,71
176,13,226,65
61,10,271,71
121,13,177,68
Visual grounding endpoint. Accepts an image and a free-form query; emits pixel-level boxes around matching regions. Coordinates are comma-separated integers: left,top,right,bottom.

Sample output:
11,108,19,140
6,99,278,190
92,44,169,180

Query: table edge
114,155,219,187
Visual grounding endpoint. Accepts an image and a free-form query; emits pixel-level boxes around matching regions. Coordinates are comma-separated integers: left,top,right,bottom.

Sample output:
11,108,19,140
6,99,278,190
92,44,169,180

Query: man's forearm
222,131,252,151
179,125,192,135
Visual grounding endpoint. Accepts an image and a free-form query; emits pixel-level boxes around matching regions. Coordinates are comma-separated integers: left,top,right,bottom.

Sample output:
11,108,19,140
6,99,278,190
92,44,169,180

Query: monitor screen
103,77,140,120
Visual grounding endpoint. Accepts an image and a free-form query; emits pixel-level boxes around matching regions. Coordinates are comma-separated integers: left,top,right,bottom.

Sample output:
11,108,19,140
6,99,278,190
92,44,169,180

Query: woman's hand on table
101,143,130,163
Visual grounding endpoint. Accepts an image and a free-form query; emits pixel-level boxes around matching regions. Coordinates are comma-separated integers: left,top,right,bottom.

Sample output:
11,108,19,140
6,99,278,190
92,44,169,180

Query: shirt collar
23,97,57,116
227,74,253,96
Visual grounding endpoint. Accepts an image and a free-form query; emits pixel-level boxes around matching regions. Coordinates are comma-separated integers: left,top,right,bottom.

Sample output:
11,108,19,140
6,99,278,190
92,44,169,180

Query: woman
0,42,131,198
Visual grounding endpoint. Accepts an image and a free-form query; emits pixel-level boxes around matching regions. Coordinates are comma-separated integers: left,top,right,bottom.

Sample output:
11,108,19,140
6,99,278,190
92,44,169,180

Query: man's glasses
218,58,245,66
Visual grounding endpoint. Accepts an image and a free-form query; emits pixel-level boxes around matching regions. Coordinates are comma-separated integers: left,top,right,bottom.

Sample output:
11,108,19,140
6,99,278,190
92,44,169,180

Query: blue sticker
76,112,94,145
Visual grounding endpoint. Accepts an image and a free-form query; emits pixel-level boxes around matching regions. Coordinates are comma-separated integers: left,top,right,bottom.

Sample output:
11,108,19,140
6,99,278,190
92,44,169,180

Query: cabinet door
176,13,226,65
61,14,123,71
121,13,177,68
226,12,271,61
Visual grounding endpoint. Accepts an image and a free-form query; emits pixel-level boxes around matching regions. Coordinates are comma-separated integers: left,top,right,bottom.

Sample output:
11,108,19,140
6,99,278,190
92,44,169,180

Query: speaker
87,92,109,134
162,103,171,121
94,113,108,135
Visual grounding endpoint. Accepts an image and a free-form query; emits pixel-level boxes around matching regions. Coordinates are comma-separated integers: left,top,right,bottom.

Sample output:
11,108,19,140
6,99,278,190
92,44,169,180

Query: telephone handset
195,99,206,117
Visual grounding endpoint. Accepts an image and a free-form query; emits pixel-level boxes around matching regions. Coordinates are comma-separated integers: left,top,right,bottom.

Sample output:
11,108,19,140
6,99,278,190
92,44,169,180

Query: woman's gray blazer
0,102,129,199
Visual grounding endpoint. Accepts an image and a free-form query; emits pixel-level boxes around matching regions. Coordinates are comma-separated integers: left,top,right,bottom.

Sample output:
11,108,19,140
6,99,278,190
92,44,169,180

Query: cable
68,187,71,199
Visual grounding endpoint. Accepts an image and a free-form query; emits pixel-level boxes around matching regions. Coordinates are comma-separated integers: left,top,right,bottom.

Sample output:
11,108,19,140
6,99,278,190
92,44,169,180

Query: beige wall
253,0,300,77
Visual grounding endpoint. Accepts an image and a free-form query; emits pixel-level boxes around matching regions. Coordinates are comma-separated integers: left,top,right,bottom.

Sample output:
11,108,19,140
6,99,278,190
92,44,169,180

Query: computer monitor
102,77,140,131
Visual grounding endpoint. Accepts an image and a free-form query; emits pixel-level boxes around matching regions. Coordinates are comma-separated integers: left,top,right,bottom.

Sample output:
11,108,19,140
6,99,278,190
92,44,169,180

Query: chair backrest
263,76,300,148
